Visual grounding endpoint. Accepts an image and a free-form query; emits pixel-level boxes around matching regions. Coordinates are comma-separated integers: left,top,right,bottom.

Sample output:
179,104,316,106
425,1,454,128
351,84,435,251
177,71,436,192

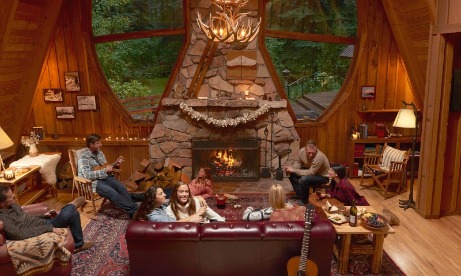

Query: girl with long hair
166,181,225,222
242,184,296,221
188,167,213,199
323,164,369,206
133,185,206,222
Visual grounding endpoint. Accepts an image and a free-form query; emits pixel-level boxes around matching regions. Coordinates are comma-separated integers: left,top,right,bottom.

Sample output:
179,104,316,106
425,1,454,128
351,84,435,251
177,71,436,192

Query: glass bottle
349,199,358,227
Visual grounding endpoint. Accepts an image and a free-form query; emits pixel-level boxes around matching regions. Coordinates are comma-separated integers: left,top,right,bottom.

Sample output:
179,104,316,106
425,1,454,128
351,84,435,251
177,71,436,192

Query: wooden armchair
68,149,106,217
359,143,410,198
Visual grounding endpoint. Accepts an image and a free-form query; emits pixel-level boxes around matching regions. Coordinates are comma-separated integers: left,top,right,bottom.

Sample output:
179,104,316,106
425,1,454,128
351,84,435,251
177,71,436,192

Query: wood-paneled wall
23,0,154,139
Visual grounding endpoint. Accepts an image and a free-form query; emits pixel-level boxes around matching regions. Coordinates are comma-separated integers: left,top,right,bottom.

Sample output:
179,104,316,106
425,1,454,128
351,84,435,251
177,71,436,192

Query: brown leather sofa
0,202,74,276
126,218,336,276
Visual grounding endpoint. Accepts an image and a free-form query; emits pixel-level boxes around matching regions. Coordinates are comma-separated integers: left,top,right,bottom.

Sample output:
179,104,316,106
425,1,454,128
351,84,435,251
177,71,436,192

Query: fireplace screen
192,139,260,182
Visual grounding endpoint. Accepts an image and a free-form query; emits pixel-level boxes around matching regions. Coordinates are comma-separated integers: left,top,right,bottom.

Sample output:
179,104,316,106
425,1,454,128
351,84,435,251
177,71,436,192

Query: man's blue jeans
46,204,83,248
289,173,329,202
96,176,138,217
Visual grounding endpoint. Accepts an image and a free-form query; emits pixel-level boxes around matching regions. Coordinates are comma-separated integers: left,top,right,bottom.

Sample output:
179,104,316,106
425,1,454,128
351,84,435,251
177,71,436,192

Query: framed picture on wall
361,86,376,99
43,88,63,102
56,106,75,119
64,72,80,92
77,95,97,110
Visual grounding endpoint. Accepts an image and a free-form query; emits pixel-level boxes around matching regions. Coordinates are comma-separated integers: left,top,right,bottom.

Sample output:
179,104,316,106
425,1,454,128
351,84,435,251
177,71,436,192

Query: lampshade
393,109,416,129
0,127,14,150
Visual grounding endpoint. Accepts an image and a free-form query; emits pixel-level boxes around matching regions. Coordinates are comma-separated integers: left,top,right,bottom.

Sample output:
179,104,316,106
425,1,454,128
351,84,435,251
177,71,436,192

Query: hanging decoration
179,101,270,127
196,0,261,44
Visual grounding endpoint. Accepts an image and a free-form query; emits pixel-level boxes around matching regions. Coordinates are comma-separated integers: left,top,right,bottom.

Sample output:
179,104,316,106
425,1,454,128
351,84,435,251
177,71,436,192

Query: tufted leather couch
0,202,74,276
126,218,336,276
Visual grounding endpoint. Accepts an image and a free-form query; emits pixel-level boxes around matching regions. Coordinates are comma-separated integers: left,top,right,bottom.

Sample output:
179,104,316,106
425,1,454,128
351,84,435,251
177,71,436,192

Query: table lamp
0,127,14,177
393,100,418,210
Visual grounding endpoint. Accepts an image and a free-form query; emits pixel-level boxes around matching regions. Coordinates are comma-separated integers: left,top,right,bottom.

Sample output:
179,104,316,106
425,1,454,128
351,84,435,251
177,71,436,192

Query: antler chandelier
196,0,261,43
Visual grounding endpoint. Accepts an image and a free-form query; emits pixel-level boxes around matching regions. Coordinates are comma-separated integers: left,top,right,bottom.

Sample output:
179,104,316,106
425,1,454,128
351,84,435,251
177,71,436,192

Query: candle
244,90,249,96
352,133,358,140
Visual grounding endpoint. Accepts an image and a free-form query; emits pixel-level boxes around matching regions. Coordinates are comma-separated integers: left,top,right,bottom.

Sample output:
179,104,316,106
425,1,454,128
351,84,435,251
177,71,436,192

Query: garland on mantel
179,101,271,127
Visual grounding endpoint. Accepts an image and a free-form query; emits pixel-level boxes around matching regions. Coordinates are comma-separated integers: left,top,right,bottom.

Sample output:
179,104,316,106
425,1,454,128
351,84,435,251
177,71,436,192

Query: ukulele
287,204,318,276
92,156,124,175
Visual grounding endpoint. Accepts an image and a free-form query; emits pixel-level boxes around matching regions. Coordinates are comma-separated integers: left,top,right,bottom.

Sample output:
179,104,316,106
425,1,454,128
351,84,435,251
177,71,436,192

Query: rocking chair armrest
74,176,92,184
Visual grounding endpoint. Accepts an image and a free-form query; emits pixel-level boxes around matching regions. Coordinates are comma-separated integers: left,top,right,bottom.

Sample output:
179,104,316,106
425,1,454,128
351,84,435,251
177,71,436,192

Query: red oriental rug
72,195,405,275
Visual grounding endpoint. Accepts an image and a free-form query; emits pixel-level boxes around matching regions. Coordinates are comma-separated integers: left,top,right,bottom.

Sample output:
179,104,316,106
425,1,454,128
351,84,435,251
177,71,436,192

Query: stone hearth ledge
162,98,288,109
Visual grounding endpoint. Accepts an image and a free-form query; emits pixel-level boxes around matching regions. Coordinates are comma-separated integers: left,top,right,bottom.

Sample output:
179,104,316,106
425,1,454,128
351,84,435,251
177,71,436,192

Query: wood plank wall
22,0,154,139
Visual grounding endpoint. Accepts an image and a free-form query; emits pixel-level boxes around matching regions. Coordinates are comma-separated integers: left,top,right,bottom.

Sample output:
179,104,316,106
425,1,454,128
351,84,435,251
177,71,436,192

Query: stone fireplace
192,139,259,181
148,0,301,180
149,98,300,180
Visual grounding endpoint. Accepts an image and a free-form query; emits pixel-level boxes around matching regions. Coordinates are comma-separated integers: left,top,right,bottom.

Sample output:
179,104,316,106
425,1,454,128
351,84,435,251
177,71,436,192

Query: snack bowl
360,212,388,229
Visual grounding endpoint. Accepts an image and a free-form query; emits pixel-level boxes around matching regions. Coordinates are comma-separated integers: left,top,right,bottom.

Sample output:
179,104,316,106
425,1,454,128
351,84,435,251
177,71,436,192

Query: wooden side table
0,166,47,205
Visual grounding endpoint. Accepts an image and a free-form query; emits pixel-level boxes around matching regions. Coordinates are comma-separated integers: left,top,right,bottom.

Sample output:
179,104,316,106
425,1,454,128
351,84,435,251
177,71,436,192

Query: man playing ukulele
77,134,143,218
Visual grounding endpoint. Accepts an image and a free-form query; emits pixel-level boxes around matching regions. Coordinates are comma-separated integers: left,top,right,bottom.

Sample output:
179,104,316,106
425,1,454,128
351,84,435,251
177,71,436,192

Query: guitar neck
298,221,311,271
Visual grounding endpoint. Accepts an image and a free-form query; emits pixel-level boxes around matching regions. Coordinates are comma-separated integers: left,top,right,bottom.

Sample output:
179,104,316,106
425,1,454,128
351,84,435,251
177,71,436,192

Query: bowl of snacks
360,212,388,229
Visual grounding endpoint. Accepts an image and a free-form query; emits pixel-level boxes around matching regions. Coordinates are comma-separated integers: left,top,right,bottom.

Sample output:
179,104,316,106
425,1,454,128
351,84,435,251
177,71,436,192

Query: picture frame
43,88,64,102
56,106,75,119
361,86,376,99
64,71,80,92
77,95,97,110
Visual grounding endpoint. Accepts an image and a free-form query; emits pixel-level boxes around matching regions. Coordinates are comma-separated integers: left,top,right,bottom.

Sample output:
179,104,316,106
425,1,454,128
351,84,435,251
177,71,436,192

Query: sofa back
126,219,336,276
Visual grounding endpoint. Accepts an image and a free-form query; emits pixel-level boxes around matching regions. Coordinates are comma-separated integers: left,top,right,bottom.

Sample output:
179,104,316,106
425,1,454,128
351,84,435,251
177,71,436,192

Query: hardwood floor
44,177,461,275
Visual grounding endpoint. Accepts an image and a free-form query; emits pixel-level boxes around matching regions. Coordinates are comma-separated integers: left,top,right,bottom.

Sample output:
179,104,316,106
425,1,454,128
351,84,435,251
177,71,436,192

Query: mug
216,194,226,209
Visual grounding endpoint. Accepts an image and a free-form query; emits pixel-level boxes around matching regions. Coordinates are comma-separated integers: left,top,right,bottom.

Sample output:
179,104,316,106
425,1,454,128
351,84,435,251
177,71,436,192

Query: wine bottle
349,199,358,227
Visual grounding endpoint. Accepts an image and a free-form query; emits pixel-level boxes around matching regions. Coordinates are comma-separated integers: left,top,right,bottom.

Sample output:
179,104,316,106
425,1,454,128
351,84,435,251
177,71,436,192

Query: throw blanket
10,154,61,184
6,229,71,276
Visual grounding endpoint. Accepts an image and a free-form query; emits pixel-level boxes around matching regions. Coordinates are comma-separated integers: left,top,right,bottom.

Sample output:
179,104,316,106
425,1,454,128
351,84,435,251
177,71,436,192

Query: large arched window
92,0,185,122
265,0,357,120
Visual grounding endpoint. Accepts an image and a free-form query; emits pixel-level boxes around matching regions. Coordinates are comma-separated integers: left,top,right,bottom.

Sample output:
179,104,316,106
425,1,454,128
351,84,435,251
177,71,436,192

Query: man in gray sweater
0,184,93,253
284,139,330,203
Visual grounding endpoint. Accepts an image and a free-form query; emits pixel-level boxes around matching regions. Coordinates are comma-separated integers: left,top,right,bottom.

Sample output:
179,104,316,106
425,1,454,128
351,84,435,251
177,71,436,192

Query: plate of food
328,213,347,224
360,212,388,229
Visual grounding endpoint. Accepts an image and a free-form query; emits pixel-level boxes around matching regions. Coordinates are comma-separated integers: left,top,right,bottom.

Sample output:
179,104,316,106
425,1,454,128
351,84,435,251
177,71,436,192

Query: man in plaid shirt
77,134,142,218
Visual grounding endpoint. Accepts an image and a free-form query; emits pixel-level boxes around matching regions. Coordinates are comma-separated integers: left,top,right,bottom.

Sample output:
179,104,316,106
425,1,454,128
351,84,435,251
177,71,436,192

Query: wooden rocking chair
360,143,410,198
68,149,106,218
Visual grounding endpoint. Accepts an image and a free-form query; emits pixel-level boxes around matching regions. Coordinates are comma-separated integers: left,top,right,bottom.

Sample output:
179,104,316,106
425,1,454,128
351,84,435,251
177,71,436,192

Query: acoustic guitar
287,204,318,276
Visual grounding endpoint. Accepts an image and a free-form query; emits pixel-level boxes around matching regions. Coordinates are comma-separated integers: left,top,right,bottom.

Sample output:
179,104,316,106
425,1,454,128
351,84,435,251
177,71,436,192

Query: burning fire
216,150,234,167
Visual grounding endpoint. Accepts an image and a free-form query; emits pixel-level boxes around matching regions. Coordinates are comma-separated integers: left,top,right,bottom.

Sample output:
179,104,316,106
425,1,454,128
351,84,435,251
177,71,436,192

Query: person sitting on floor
188,167,213,199
77,133,143,218
166,181,225,223
0,184,93,253
243,184,302,221
133,185,207,222
321,164,369,206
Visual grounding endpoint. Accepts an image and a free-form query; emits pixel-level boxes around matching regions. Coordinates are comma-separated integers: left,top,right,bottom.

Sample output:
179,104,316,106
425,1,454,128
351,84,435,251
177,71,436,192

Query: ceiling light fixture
197,0,261,44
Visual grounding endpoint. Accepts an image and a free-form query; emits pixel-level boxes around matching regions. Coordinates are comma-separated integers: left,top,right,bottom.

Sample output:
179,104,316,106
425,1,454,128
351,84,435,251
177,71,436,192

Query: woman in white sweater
166,181,225,223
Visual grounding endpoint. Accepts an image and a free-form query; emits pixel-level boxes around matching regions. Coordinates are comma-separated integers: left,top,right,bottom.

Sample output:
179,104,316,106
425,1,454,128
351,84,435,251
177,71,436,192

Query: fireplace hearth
192,139,260,182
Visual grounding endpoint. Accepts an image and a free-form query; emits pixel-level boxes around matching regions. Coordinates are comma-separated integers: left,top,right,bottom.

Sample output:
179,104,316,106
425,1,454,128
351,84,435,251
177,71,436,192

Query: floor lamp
0,127,14,177
392,100,419,210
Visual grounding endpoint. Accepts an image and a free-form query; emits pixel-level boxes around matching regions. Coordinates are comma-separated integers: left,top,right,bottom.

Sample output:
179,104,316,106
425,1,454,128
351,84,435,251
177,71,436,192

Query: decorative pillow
269,204,306,221
380,146,406,170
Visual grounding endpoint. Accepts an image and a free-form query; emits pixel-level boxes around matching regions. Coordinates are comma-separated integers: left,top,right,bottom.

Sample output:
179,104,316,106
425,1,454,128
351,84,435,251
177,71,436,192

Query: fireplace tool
269,112,275,174
260,126,271,178
275,149,291,181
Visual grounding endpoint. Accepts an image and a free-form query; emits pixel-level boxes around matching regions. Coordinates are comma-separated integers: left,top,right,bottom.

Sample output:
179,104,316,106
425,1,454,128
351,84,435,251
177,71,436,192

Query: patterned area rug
71,195,405,276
